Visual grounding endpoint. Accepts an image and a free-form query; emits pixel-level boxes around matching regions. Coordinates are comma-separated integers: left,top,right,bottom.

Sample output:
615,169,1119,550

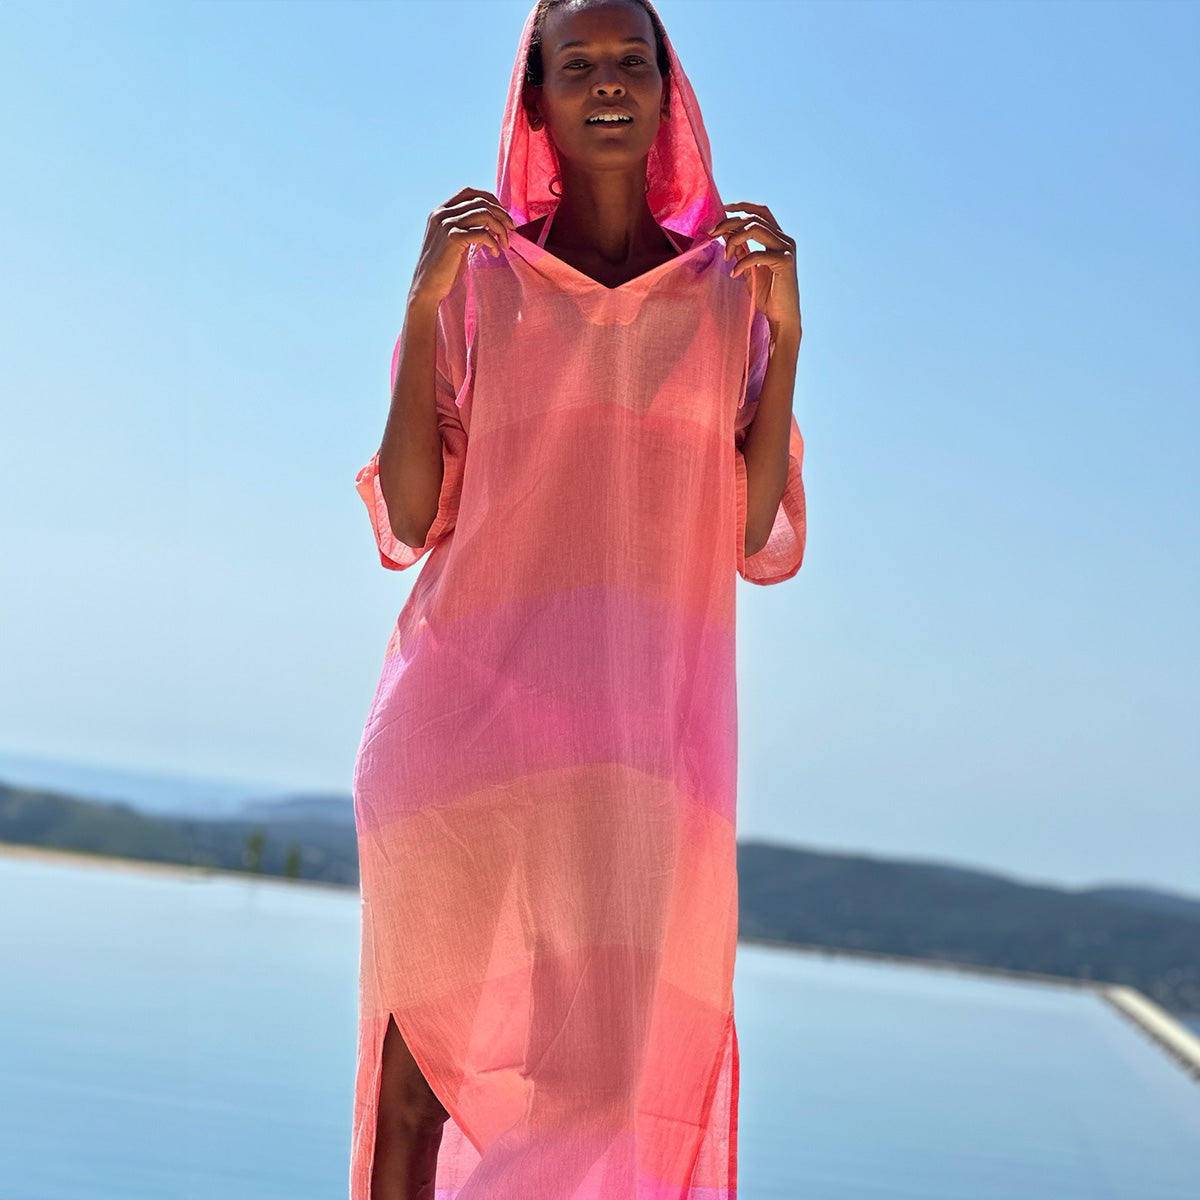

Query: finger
444,191,516,232
709,216,765,248
730,249,791,278
737,218,793,253
708,214,750,238
443,206,509,240
446,186,507,209
722,221,790,256
446,227,504,258
722,203,792,249
446,198,516,241
725,201,782,232
443,207,512,250
709,215,793,254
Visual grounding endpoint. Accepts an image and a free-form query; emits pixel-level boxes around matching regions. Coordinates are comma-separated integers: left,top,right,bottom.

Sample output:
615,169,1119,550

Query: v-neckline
507,218,715,293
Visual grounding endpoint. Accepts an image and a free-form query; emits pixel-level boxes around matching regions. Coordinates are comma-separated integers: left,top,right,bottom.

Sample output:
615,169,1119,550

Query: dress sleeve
355,281,471,571
734,308,807,585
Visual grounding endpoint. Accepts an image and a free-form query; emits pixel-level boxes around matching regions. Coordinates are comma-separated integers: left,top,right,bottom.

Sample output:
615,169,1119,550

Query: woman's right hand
408,187,515,309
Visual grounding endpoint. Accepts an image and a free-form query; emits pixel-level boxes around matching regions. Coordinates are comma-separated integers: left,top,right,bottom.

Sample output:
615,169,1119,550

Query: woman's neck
550,162,666,266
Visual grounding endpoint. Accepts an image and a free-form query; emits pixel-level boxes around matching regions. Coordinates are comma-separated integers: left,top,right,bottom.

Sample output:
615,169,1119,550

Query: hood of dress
495,0,726,241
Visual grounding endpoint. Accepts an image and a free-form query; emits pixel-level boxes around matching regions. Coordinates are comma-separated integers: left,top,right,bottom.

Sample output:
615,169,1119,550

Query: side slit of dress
363,1000,487,1197
364,1010,461,1197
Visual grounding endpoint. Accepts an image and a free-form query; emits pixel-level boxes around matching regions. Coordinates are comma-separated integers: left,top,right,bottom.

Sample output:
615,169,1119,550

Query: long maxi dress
348,5,806,1198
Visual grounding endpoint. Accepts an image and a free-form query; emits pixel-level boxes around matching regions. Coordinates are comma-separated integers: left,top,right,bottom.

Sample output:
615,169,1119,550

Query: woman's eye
564,57,647,70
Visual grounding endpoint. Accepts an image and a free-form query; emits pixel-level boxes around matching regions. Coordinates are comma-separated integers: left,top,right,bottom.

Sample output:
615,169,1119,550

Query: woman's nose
592,75,625,98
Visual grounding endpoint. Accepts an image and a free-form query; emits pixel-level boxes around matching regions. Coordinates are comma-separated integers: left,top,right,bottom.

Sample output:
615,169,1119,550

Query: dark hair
524,0,671,93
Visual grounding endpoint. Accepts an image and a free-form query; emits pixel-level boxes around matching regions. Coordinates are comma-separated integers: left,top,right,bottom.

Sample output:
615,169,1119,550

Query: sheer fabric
349,3,805,1196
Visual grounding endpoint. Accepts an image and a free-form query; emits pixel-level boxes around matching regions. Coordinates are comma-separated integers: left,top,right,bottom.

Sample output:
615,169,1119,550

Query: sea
1,850,1197,1199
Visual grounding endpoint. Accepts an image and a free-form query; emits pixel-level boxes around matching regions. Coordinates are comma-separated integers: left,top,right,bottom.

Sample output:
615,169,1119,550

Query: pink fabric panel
350,772,740,1199
354,585,738,826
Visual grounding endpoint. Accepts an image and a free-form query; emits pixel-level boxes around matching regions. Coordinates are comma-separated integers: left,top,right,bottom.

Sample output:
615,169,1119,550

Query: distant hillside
1084,885,1200,924
0,781,357,885
237,794,355,825
737,841,1200,1016
3,779,1198,1016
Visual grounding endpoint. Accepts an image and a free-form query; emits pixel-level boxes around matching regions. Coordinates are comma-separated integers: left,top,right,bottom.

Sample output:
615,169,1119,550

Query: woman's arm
740,323,801,557
377,294,443,548
377,187,514,548
708,201,803,560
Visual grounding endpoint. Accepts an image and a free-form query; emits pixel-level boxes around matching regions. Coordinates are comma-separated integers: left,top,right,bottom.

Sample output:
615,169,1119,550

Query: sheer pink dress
349,4,806,1196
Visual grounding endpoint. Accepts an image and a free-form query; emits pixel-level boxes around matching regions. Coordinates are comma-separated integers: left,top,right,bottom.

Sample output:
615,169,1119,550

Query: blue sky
1,0,1196,893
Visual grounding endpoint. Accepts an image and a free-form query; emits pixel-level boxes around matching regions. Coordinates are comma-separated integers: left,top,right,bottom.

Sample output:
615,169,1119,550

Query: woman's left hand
708,202,801,341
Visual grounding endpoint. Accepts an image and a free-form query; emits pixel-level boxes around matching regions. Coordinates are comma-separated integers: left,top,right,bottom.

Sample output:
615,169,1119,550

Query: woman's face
527,0,667,174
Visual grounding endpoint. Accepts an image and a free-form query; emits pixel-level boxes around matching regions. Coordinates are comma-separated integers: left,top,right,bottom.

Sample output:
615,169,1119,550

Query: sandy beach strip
1103,984,1200,1081
0,839,359,893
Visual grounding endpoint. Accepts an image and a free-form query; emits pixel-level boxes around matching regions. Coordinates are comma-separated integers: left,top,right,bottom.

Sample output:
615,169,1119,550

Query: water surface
1,853,1196,1198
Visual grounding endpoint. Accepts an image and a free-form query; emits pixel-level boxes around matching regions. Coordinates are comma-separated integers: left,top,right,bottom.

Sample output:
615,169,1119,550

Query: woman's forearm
377,293,444,548
741,324,800,558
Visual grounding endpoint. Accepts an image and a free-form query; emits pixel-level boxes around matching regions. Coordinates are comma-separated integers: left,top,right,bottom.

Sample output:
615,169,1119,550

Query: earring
548,173,563,198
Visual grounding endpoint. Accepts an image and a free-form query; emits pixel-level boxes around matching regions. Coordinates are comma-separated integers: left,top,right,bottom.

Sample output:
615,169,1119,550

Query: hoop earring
548,173,563,198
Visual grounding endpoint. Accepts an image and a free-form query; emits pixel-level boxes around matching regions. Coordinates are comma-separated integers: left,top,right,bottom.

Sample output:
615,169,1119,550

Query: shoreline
737,932,1200,1080
0,839,360,893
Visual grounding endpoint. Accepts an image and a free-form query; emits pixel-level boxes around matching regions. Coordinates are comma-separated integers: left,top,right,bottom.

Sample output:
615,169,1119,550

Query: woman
350,1,806,1197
